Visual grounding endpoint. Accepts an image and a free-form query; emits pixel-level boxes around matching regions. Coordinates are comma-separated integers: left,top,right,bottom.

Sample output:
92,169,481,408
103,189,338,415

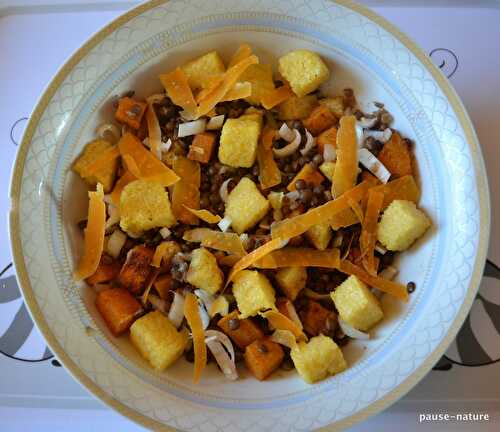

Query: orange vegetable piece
153,274,174,300
188,132,216,164
117,245,154,295
183,228,247,257
218,310,264,349
184,292,207,383
261,85,295,110
303,105,337,136
84,146,121,176
360,190,384,275
220,81,252,102
257,127,281,189
159,68,197,119
261,310,305,339
110,171,136,206
378,132,413,178
217,254,240,267
86,257,121,286
244,338,284,380
122,154,142,178
145,104,162,159
115,97,147,130
74,184,106,281
347,197,364,223
329,209,359,230
287,163,325,191
183,207,221,224
339,259,409,301
254,247,340,269
228,43,253,67
299,300,336,336
332,115,358,197
95,287,143,336
316,126,337,154
152,241,181,268
370,175,420,209
171,156,201,225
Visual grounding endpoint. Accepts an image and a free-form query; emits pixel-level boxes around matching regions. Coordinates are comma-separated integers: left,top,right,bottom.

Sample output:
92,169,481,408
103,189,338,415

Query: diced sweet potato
118,245,154,294
188,132,217,164
299,300,336,336
95,287,142,336
244,338,284,380
303,105,337,136
218,310,264,349
86,257,121,286
287,163,325,191
317,126,337,154
377,132,413,178
153,274,173,300
115,97,147,130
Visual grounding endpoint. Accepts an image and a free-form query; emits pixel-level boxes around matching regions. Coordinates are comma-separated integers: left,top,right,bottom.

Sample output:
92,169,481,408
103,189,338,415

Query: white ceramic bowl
9,0,490,430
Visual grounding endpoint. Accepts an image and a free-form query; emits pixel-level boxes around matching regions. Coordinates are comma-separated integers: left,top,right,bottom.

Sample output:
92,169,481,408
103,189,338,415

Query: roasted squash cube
115,97,147,130
181,51,225,90
319,96,345,118
306,223,332,250
303,105,337,136
154,274,173,300
377,199,431,251
218,310,264,349
317,126,337,154
188,132,216,164
118,245,154,294
95,287,142,336
278,94,318,120
232,270,276,318
331,275,383,331
86,257,121,286
278,50,330,97
225,177,270,234
275,267,307,301
218,116,262,168
299,300,336,336
239,64,275,106
291,334,347,383
244,339,284,380
130,311,188,371
378,133,413,178
186,247,223,295
287,163,325,191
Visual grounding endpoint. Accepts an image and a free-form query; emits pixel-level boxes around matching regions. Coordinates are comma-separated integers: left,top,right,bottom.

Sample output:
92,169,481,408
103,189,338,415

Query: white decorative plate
9,0,490,430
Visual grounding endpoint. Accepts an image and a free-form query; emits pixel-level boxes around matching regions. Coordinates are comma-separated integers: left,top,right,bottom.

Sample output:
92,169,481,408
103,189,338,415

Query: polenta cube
232,270,276,318
224,178,270,234
331,276,383,331
130,311,188,371
278,94,318,120
291,334,347,383
181,51,225,90
239,64,275,106
72,139,118,192
275,266,307,301
306,223,332,250
377,200,431,251
186,247,223,295
278,50,330,97
119,180,176,235
218,116,262,168
319,161,336,181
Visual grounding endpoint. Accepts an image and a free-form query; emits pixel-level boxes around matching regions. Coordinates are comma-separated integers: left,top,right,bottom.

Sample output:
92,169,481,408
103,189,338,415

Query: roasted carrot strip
159,68,197,118
261,85,294,110
152,241,181,268
145,104,162,159
260,310,305,340
183,228,247,257
183,207,221,224
228,43,253,67
220,81,252,102
254,248,340,269
257,127,281,189
184,293,207,383
360,190,384,275
347,197,364,223
171,156,201,225
332,115,358,197
369,175,420,209
122,154,142,179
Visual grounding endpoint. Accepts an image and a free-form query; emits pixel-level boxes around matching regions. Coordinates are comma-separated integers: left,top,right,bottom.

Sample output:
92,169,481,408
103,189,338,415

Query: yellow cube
275,266,307,301
291,334,347,383
181,51,225,90
278,50,330,97
306,223,332,250
278,94,318,120
232,270,276,318
377,200,431,251
239,64,275,106
130,311,188,371
225,177,270,234
331,276,383,331
72,139,118,192
120,180,176,235
186,247,223,295
218,117,262,168
319,96,345,118
319,161,336,181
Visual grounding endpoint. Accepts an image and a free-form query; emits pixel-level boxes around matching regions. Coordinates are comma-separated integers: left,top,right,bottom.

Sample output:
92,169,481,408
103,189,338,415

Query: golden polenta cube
218,116,262,168
278,50,330,97
291,334,347,383
181,51,225,90
72,139,118,192
377,199,431,251
120,180,176,235
225,177,270,234
319,161,336,181
186,247,223,295
275,266,307,301
232,270,276,318
319,96,345,118
278,94,318,120
130,311,188,371
239,64,275,105
331,275,383,331
306,223,332,250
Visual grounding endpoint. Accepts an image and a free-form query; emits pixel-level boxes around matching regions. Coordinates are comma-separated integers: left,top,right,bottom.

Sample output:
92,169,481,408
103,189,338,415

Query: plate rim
8,0,491,430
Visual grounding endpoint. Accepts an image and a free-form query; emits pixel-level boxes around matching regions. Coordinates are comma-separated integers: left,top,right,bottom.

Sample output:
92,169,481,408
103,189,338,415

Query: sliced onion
285,301,303,330
198,302,210,330
338,317,370,340
358,148,391,183
97,123,121,143
355,124,364,148
177,119,206,137
206,114,225,130
105,204,120,232
304,288,332,301
149,293,169,314
273,129,301,158
374,243,387,255
270,329,297,349
278,122,296,142
358,117,377,128
219,178,233,203
205,330,238,381
160,138,172,153
168,291,185,328
106,229,127,258
379,265,398,280
194,289,214,314
363,128,392,143
218,216,232,232
103,194,113,204
323,143,337,162
300,129,316,155
285,190,300,201
239,233,249,249
160,227,171,239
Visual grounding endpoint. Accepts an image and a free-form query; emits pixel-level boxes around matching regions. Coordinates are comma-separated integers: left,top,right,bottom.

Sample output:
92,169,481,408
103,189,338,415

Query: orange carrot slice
110,171,136,206
152,241,181,268
171,156,200,225
159,67,197,119
287,163,325,192
257,127,281,189
220,81,252,102
261,85,294,110
184,292,207,383
369,175,420,209
85,146,120,175
347,197,364,223
74,184,106,280
329,209,359,230
360,190,384,275
228,43,253,67
183,207,221,224
122,154,142,178
332,115,358,197
260,310,305,339
254,247,340,269
183,228,247,257
145,104,162,159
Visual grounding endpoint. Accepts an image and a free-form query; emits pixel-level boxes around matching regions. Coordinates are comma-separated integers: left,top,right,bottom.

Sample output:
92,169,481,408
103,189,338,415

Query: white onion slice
285,190,300,201
355,124,364,148
374,243,387,255
363,128,392,143
300,129,316,155
198,302,210,330
194,289,215,314
97,123,121,143
149,294,169,314
338,317,370,340
219,178,233,203
160,227,171,239
278,122,296,142
105,204,120,232
177,119,206,137
205,330,238,381
358,117,377,128
358,148,391,184
285,302,303,330
218,216,232,232
323,143,337,162
160,138,172,153
168,291,185,328
270,329,297,349
273,129,301,158
206,114,225,130
106,229,127,258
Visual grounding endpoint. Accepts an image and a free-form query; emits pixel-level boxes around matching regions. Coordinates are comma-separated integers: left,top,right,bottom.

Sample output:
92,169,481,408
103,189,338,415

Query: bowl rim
8,0,490,430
